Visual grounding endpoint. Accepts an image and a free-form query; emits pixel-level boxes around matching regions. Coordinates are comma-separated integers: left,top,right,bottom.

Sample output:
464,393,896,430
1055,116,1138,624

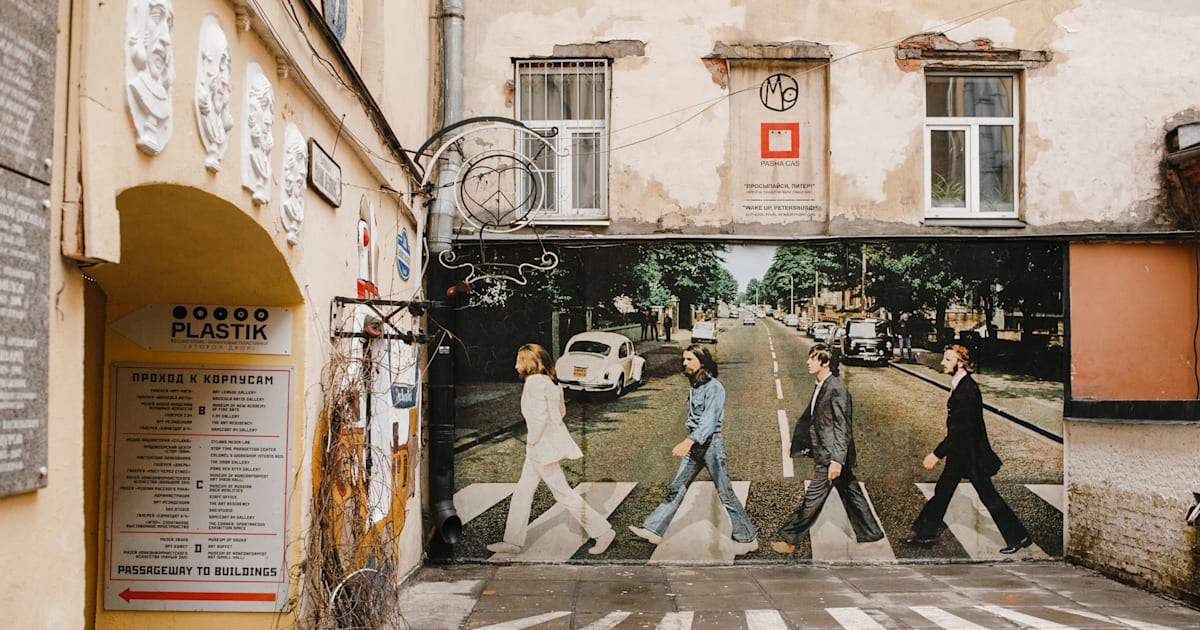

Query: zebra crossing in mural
454,481,1061,563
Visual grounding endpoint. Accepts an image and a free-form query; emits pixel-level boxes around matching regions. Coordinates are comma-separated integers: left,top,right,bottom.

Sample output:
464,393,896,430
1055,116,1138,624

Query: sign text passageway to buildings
104,364,293,612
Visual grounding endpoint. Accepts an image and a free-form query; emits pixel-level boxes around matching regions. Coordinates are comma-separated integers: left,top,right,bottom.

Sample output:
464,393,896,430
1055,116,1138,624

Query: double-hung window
515,59,609,222
924,74,1019,219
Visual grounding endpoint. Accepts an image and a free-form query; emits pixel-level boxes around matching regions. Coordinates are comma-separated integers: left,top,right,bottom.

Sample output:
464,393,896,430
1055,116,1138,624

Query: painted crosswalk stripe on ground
1044,606,1176,630
655,611,694,629
910,605,990,629
578,611,632,630
978,604,1075,628
473,611,571,630
746,608,789,629
826,607,886,629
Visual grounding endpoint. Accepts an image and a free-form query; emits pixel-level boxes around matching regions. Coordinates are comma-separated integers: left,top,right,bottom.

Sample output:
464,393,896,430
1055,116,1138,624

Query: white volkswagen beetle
555,331,646,397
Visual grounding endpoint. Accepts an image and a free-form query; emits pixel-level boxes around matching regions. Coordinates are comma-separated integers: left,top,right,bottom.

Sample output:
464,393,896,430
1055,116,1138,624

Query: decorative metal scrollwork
437,248,558,286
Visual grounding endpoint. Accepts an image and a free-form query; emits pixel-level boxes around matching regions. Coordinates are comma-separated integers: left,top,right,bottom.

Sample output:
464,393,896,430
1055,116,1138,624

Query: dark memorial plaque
0,0,57,183
0,171,50,496
0,0,56,496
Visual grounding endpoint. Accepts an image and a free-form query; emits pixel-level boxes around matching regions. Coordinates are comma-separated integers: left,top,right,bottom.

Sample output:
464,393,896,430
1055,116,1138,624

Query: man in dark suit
771,344,884,553
903,344,1032,554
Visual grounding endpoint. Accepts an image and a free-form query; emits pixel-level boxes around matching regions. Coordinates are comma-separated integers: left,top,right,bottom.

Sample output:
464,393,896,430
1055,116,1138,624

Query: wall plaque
307,138,342,208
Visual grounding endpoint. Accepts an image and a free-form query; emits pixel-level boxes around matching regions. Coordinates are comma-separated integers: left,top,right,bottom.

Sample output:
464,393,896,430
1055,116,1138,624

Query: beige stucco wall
0,0,433,628
460,0,1200,236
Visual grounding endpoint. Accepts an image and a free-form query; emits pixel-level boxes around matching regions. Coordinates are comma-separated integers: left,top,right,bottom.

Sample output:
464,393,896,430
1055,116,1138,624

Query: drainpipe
426,0,465,547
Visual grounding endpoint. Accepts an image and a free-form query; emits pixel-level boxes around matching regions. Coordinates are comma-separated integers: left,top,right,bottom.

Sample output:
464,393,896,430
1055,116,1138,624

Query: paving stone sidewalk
397,561,1200,629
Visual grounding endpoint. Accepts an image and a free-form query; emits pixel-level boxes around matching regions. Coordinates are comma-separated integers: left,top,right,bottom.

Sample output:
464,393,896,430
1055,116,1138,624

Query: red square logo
761,123,800,159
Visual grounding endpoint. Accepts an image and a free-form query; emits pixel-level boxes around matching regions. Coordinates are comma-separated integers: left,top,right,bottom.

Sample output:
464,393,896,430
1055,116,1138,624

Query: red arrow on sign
119,588,275,603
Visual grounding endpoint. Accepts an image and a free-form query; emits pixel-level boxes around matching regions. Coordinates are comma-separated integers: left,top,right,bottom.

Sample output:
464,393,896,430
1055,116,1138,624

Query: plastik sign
112,304,293,355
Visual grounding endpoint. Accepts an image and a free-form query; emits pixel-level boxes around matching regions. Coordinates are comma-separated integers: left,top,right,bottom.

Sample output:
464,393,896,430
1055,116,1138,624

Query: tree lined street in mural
450,241,1064,563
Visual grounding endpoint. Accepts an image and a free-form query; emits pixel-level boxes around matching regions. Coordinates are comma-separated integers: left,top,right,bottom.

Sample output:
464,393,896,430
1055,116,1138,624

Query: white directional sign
112,304,292,355
104,364,293,611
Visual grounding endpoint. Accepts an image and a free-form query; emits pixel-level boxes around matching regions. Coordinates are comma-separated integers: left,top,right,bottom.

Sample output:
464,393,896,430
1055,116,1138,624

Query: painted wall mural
447,241,1065,564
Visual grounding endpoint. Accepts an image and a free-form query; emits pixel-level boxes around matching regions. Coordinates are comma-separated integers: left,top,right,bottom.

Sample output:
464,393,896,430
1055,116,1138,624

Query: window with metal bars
515,59,609,221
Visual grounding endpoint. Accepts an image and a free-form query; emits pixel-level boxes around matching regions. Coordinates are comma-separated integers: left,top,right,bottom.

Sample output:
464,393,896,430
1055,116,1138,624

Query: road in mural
448,241,1064,564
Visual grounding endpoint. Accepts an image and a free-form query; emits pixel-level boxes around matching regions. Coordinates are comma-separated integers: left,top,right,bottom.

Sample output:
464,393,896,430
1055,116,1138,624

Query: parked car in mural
742,313,757,325
811,321,837,343
796,316,813,332
785,314,799,327
556,331,646,396
841,317,895,366
691,321,718,343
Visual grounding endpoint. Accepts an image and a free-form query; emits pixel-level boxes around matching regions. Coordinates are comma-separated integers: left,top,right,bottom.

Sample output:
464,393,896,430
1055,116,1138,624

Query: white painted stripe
453,483,516,525
978,605,1076,629
771,351,776,360
649,481,752,564
474,611,572,629
777,410,794,478
916,483,1048,561
911,606,989,629
775,379,783,399
579,611,632,630
1026,484,1065,513
805,481,896,563
1044,606,1175,630
826,607,886,629
746,608,789,629
773,360,779,374
655,611,694,629
490,482,636,562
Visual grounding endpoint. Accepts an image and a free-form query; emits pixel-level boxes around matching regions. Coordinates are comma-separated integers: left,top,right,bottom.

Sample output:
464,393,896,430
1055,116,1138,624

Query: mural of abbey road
447,241,1065,563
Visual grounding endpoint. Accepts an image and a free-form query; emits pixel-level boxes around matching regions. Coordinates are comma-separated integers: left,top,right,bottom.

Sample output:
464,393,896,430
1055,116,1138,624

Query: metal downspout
427,0,465,547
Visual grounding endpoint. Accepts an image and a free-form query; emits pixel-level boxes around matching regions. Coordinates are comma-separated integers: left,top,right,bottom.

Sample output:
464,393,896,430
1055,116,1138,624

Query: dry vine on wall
293,334,414,630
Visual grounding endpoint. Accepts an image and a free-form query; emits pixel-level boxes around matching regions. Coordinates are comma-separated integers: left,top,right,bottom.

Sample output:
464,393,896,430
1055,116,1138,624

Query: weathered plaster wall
461,0,1200,236
1066,420,1200,606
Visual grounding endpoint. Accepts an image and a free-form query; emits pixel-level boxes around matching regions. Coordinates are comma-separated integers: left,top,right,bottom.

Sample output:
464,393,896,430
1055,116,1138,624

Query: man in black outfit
770,344,884,553
903,344,1032,554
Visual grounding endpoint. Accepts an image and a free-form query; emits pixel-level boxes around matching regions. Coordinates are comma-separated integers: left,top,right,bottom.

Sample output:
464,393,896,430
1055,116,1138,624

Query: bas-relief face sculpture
125,0,176,155
280,124,308,245
242,62,275,205
195,15,233,172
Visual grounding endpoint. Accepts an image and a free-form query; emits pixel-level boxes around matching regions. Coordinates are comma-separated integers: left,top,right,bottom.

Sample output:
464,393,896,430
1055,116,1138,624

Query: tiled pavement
397,561,1200,629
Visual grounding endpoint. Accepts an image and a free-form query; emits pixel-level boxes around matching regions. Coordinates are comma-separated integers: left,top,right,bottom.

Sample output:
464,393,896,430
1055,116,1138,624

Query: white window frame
515,59,610,223
923,73,1020,220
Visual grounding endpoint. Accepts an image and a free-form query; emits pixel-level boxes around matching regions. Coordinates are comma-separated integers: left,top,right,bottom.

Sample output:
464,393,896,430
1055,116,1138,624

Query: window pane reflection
926,76,1013,117
930,130,966,208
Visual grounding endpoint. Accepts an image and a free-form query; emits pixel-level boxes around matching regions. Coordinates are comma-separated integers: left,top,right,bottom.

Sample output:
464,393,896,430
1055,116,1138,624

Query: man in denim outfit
629,345,758,553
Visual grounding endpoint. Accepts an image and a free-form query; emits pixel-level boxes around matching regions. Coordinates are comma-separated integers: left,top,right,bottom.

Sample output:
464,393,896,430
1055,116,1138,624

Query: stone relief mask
241,62,275,205
125,0,176,155
195,15,233,172
280,124,308,245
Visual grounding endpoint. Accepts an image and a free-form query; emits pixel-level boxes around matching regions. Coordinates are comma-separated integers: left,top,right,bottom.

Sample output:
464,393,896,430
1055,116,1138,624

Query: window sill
922,218,1027,229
